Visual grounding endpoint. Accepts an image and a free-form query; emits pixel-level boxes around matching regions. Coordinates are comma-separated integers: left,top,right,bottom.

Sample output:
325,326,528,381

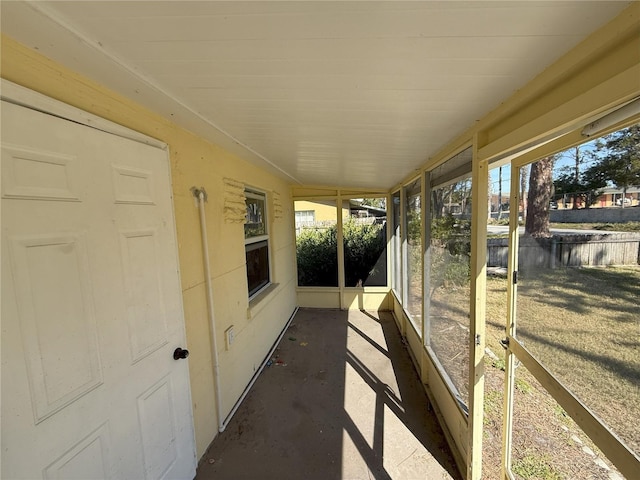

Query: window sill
295,286,340,292
343,286,390,293
248,283,279,318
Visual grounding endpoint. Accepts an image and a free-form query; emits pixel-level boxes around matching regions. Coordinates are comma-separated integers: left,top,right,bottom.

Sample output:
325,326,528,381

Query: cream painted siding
0,36,298,459
294,199,349,222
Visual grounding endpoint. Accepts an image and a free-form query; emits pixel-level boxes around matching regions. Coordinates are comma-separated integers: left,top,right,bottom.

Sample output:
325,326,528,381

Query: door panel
1,100,196,480
120,229,169,363
43,423,111,480
8,233,103,423
2,145,80,201
138,378,179,479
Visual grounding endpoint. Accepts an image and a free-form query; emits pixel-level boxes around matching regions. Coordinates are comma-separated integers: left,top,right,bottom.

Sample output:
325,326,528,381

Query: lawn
549,221,640,232
489,220,640,233
481,266,639,479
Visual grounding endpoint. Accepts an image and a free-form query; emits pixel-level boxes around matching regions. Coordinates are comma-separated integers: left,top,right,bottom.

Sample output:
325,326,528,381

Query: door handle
173,347,189,360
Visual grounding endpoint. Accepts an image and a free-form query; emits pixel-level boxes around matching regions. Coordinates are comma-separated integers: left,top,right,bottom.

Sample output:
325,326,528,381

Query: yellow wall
1,36,298,459
294,199,349,222
342,290,390,311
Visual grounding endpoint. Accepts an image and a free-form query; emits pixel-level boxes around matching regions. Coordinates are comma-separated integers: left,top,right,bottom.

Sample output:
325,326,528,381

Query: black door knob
173,347,189,360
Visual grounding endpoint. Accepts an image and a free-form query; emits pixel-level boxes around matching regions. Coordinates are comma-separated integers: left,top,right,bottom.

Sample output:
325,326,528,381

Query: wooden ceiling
2,1,632,188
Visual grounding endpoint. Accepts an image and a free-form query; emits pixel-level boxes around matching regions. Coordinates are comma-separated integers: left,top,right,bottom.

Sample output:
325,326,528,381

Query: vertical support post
401,184,408,336
501,166,522,479
468,138,488,480
337,191,345,309
386,192,393,310
421,171,432,383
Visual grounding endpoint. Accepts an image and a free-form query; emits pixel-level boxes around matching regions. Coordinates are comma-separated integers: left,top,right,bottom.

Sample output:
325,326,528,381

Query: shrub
430,215,471,288
343,220,386,286
296,225,338,286
431,215,471,256
296,220,387,287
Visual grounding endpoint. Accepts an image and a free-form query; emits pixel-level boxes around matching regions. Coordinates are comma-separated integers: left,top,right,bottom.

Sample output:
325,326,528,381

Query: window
427,174,472,405
403,178,422,334
424,146,473,406
391,191,402,296
295,200,338,287
343,198,387,287
508,128,640,463
245,189,270,298
294,209,315,227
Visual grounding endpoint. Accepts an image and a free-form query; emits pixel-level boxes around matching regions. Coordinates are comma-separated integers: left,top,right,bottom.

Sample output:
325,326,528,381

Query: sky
488,135,603,197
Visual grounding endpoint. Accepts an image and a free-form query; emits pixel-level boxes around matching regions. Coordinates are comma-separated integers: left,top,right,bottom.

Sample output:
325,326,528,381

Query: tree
525,156,555,237
359,197,386,209
553,146,594,209
553,170,602,209
584,125,640,208
431,184,455,218
520,164,529,220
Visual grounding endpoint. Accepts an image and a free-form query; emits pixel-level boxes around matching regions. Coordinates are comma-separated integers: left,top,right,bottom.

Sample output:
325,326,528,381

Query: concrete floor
196,308,461,480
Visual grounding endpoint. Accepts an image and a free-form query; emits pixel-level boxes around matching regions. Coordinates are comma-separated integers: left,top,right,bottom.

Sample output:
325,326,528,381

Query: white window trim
244,188,272,300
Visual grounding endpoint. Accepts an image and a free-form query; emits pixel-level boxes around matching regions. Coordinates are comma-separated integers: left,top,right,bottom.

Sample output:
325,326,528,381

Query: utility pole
573,146,581,209
498,166,503,219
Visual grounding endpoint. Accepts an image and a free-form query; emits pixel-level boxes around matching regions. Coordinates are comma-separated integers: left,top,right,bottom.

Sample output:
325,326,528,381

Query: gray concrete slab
196,308,461,480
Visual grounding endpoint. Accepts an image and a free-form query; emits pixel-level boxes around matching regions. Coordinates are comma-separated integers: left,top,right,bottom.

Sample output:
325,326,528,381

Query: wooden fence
487,233,640,270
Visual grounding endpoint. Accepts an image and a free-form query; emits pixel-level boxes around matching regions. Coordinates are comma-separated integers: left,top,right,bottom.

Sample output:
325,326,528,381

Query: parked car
549,201,558,209
616,197,631,206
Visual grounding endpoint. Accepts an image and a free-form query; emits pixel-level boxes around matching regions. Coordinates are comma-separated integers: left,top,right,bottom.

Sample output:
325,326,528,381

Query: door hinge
513,271,518,284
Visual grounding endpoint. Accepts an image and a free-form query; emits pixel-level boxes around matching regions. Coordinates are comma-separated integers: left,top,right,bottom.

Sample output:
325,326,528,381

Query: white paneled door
1,101,196,479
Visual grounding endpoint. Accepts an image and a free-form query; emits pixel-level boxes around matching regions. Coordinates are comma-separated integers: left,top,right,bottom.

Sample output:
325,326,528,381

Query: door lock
173,347,190,360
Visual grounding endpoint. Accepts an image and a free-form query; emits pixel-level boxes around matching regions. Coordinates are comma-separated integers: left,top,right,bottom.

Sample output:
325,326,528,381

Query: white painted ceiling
1,1,632,189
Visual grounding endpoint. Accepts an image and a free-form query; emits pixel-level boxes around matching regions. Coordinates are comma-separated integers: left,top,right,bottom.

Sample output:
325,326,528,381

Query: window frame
342,196,388,288
501,126,640,479
402,177,423,337
244,188,271,299
391,190,402,298
294,209,315,227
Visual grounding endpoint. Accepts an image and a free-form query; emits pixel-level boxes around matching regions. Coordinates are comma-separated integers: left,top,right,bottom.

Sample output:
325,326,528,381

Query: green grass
484,389,502,417
488,221,640,233
553,405,571,426
485,266,640,455
549,221,640,232
512,454,562,480
492,358,506,371
515,378,533,394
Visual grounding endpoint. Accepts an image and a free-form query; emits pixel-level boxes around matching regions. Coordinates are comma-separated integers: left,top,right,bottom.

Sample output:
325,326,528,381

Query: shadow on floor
196,308,461,480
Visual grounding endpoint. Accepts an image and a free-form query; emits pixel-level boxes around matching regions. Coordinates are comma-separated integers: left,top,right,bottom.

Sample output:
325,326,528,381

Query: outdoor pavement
195,308,461,480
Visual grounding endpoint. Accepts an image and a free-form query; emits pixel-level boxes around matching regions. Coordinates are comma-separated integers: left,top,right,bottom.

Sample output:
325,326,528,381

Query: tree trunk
431,190,445,218
520,164,529,221
572,146,580,210
525,157,554,237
